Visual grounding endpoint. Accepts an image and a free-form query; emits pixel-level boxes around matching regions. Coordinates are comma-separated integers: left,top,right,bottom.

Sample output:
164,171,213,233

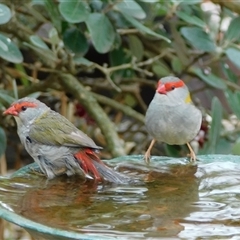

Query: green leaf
73,57,93,67
128,35,144,61
190,67,227,90
86,13,115,53
15,63,29,86
124,94,137,107
152,61,171,77
114,0,146,19
0,34,23,63
49,27,60,45
179,0,202,4
23,42,57,68
201,97,222,154
112,32,122,49
0,90,15,104
140,0,158,2
232,139,240,155
225,90,240,119
176,11,206,28
30,35,50,50
89,0,103,11
215,138,232,154
0,127,6,157
109,47,132,78
122,14,171,43
225,47,240,69
59,1,90,23
32,0,45,5
43,0,61,32
165,145,181,158
109,47,128,67
27,92,41,99
0,102,4,111
63,27,89,55
225,16,240,42
221,62,238,83
12,79,18,100
0,3,11,24
171,57,183,74
180,27,216,52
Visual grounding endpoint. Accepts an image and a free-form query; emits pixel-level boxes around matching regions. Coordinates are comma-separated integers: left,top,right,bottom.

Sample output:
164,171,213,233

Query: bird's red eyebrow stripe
14,102,37,111
164,80,184,91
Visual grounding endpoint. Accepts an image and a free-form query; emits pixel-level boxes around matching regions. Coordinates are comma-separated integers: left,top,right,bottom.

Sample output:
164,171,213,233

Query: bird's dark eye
21,106,27,111
171,86,175,90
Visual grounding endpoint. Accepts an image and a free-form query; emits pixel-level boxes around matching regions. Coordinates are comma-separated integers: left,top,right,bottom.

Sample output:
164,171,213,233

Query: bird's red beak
3,105,18,116
156,82,167,94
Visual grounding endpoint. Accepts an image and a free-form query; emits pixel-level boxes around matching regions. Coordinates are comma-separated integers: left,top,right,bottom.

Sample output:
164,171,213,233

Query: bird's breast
145,98,202,145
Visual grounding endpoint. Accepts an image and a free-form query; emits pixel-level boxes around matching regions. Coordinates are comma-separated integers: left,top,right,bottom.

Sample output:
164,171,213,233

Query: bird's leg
186,142,196,162
144,139,156,164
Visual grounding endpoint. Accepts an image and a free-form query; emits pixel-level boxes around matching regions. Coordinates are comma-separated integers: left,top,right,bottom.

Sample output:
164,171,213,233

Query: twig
225,81,240,91
93,50,170,92
180,53,207,77
22,63,61,73
17,77,58,98
133,67,153,77
102,1,120,14
0,155,7,176
92,92,145,124
117,29,139,35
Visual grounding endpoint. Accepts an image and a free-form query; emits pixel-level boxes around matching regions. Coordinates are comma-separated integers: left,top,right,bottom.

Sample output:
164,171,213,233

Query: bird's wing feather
29,110,102,149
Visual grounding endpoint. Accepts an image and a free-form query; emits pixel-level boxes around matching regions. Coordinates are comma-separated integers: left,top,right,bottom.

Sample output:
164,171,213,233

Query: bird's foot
143,151,151,164
144,139,156,164
186,142,199,162
187,153,200,162
187,152,196,162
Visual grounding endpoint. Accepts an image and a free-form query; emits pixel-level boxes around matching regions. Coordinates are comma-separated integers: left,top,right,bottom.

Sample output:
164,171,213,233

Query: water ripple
2,156,240,239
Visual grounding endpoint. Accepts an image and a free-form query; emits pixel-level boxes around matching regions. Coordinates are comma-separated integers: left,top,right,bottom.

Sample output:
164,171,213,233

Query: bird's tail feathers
74,149,129,184
91,160,130,184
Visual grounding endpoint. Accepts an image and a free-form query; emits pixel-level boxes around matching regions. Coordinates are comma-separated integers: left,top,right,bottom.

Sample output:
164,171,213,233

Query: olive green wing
29,110,101,149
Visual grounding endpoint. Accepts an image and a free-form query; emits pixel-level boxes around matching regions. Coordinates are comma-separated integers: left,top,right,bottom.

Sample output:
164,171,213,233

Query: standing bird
144,76,202,163
3,97,126,183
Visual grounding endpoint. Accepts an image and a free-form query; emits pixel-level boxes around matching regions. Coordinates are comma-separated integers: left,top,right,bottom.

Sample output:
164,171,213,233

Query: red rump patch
74,149,104,181
164,80,184,92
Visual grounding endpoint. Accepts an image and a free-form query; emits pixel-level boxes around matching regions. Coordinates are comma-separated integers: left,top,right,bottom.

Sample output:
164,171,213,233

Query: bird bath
1,155,240,239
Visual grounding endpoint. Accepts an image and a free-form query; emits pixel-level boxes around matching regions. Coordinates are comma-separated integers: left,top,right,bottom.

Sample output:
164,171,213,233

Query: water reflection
0,155,240,239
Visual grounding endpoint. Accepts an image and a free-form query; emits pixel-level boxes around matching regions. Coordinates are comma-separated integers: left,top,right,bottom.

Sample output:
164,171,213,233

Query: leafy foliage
0,127,6,157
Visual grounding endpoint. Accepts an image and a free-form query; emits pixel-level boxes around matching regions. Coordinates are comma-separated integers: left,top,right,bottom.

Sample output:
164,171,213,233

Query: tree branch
14,77,147,124
17,77,58,98
58,73,126,157
93,50,170,92
92,92,145,124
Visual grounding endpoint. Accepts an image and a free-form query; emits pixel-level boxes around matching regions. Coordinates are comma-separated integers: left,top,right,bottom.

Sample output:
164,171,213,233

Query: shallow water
1,155,240,239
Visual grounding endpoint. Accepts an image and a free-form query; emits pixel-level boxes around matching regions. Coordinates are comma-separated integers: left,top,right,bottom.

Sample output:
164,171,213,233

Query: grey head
156,76,190,104
4,97,50,127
